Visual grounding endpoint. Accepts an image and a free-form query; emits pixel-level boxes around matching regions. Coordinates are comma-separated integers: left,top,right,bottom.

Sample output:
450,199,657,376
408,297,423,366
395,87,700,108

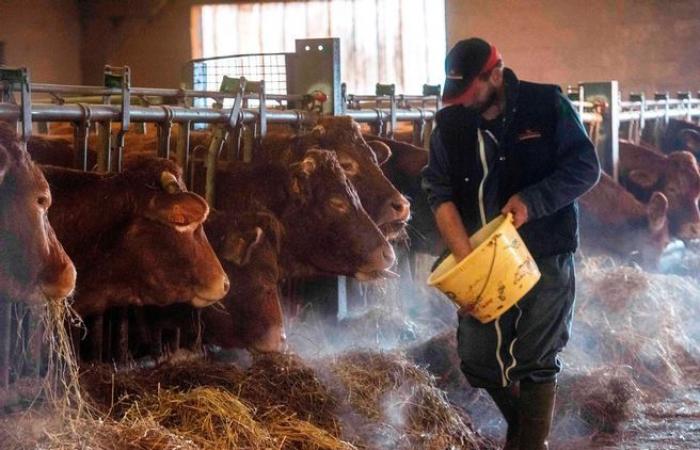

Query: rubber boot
518,381,556,450
486,385,520,450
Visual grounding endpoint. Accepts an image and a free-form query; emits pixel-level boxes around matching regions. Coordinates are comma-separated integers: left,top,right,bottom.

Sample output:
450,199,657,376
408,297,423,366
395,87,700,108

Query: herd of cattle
1,114,699,361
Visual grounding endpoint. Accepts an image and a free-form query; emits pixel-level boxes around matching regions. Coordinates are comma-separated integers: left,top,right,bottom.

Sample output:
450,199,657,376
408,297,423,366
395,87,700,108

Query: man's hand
501,194,529,228
457,303,475,318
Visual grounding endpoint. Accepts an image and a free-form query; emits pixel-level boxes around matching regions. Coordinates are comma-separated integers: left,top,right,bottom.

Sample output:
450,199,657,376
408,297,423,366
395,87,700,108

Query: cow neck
43,167,138,254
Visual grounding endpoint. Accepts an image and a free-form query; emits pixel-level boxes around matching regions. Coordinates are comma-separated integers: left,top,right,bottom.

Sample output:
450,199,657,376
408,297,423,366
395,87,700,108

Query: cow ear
0,145,8,186
221,226,264,266
627,169,659,189
148,192,209,227
311,124,326,139
681,129,700,152
367,140,392,166
646,191,669,233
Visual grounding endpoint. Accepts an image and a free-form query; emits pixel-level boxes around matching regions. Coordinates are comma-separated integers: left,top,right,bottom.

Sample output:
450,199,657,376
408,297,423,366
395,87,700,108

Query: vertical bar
73,118,91,171
24,311,43,378
96,121,112,172
580,81,619,181
90,314,104,362
0,301,11,387
258,80,267,137
116,307,129,365
176,121,191,178
158,121,173,159
337,276,348,321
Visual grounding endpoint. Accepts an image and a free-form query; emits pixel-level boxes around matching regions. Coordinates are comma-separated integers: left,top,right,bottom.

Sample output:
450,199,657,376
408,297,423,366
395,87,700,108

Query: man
422,38,600,450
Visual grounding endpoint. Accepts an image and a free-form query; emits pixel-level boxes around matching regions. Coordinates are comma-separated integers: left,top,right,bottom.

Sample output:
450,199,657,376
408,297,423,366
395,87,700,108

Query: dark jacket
421,69,600,258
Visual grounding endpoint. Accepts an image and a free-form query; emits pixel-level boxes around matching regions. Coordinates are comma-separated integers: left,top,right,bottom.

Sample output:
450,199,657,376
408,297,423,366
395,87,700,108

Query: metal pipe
0,301,11,387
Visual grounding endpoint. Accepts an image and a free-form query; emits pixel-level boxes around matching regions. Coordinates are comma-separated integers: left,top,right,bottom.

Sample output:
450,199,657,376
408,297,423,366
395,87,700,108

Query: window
191,1,446,95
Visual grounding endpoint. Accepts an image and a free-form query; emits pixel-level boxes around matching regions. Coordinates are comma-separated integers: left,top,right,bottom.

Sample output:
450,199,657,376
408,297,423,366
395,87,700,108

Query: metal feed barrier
1,53,699,377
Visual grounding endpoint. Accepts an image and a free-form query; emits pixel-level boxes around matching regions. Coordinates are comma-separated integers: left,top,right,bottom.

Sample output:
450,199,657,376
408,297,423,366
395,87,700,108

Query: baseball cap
442,38,502,106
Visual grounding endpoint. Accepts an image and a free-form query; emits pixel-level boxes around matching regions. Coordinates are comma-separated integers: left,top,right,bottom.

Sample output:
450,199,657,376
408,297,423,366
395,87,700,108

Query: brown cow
363,134,444,256
212,148,396,280
579,173,671,269
255,116,411,241
43,155,229,316
619,140,700,241
202,208,286,352
0,125,76,303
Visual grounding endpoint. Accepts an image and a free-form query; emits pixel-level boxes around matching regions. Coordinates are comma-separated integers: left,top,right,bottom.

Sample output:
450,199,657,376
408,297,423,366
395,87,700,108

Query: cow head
626,150,700,242
68,158,229,316
203,209,286,353
0,125,76,304
282,148,396,279
288,116,411,241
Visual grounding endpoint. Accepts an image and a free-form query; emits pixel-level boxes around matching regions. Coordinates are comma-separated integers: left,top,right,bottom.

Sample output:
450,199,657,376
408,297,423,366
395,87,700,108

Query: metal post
205,76,246,206
96,121,112,172
24,311,42,378
580,81,619,181
105,66,131,172
74,103,92,170
678,91,692,122
158,105,175,159
337,276,348,321
0,301,11,387
376,84,396,139
176,121,191,179
116,307,129,365
90,314,104,362
258,79,267,137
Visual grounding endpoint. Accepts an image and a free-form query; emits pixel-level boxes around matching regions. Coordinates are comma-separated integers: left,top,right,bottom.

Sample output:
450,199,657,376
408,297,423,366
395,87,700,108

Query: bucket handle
471,213,512,311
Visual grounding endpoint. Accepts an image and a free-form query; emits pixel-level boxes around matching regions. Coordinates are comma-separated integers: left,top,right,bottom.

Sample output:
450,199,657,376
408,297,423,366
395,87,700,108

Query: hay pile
73,350,495,450
556,366,642,434
566,258,700,395
78,353,353,450
328,351,496,450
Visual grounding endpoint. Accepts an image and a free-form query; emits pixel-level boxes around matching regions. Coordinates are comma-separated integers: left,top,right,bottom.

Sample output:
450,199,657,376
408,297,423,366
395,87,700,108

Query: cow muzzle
250,326,287,353
355,242,396,280
678,221,700,242
41,259,77,302
192,273,230,307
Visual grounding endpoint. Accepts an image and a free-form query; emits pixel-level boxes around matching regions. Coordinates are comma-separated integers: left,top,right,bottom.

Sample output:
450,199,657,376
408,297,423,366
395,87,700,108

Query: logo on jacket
517,129,542,141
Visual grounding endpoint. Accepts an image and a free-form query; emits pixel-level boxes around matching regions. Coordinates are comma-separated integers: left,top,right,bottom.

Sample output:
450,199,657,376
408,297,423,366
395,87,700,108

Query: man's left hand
501,194,529,228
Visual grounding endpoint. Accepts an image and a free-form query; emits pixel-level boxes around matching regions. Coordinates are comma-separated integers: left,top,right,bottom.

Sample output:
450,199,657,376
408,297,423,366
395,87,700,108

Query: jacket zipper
477,129,488,227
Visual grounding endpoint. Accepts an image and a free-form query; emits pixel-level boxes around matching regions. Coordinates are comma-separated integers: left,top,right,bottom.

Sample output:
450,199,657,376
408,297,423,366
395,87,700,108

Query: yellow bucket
427,213,541,323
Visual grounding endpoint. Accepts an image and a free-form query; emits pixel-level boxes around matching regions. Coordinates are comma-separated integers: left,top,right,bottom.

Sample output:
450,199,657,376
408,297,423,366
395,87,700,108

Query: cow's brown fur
202,208,286,352
255,116,411,240
43,156,228,316
580,173,670,269
0,124,76,304
619,140,700,241
211,148,395,279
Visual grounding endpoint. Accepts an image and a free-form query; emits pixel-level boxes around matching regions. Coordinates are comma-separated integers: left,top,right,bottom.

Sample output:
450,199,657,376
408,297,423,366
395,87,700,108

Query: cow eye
329,197,349,213
37,194,51,209
339,159,358,176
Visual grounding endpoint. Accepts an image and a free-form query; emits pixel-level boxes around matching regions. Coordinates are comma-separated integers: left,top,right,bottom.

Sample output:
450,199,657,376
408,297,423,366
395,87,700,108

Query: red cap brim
442,44,502,106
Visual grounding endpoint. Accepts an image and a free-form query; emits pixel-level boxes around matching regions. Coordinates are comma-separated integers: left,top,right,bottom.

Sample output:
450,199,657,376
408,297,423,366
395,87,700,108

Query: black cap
443,38,501,105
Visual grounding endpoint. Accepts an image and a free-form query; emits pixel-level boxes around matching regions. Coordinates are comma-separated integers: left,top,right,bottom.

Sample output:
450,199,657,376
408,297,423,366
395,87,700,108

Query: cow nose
390,194,411,222
42,261,77,301
195,273,230,304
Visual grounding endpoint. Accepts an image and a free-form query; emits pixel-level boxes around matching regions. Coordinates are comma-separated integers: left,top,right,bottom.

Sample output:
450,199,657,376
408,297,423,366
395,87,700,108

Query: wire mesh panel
189,52,289,108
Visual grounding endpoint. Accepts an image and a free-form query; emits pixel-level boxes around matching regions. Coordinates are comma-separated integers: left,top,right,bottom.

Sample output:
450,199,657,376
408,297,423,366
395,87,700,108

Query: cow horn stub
160,171,182,194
